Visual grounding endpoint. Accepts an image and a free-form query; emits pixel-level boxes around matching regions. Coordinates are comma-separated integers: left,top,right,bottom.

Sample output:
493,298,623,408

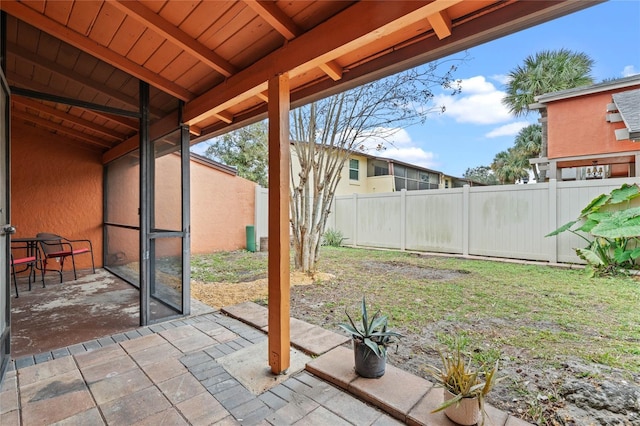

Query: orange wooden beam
267,73,291,375
427,9,452,39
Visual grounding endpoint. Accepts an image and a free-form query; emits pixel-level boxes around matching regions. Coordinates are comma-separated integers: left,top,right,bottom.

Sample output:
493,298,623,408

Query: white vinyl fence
255,178,639,264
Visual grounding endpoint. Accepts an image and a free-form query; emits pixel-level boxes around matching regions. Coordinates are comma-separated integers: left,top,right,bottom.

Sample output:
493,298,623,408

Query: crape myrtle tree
290,61,462,273
502,49,594,182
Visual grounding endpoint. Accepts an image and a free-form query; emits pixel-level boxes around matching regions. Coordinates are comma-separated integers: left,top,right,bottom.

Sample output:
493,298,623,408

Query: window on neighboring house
349,159,359,181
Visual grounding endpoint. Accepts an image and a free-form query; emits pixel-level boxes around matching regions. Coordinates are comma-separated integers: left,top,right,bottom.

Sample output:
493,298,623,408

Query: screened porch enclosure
104,126,190,324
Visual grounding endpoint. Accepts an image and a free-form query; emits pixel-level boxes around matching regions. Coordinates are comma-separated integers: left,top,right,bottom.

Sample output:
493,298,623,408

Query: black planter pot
353,339,386,378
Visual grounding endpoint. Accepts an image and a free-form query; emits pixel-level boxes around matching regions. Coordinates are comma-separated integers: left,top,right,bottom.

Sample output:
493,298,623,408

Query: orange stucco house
530,75,640,180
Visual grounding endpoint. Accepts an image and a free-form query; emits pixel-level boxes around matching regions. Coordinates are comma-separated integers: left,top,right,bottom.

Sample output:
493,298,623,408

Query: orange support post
267,73,291,374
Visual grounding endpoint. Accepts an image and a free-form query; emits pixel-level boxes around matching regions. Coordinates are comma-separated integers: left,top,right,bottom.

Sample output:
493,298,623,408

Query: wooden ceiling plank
183,1,459,125
178,1,232,41
427,10,452,39
13,109,112,148
157,0,199,27
112,0,237,77
108,15,146,57
89,2,126,47
243,0,301,40
66,0,102,36
144,39,183,74
196,2,245,50
13,95,127,140
1,0,194,101
44,0,72,25
319,60,343,81
8,42,150,114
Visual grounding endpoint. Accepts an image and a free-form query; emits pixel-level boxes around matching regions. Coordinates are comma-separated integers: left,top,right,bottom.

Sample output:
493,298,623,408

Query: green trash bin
246,225,256,252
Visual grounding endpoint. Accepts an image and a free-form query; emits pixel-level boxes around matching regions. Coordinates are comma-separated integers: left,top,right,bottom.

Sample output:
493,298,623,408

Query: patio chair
10,251,44,298
36,233,95,282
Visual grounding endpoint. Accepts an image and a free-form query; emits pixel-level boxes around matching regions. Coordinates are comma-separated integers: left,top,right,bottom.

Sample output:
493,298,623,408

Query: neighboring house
530,75,640,181
291,146,475,197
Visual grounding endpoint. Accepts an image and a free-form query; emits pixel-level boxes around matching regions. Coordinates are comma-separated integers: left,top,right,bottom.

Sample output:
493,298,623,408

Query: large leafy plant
546,183,640,276
338,297,403,358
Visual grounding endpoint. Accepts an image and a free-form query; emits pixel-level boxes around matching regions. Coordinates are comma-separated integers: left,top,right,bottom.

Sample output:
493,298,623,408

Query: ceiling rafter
13,109,112,149
183,0,457,125
13,96,128,141
427,9,452,39
0,0,194,101
7,42,165,117
214,111,234,124
243,0,344,81
243,0,301,40
111,0,237,78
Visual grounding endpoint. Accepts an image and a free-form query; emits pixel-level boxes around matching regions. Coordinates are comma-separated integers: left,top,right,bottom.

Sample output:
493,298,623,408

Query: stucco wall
547,86,640,159
11,119,103,270
190,159,256,254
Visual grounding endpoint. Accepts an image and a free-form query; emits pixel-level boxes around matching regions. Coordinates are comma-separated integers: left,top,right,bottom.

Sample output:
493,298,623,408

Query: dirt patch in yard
191,271,333,310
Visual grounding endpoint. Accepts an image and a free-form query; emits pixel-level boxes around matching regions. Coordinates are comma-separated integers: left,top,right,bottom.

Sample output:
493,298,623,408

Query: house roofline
533,75,640,105
190,152,238,176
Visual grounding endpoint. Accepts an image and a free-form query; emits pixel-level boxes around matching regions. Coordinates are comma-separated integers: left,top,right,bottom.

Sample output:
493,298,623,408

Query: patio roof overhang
1,0,603,374
1,0,601,158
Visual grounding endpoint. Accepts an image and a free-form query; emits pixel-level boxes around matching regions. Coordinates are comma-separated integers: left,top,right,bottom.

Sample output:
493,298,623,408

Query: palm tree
513,124,542,182
503,49,594,182
491,149,529,184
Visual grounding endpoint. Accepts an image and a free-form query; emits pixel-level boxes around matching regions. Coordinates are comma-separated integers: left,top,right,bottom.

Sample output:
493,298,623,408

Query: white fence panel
330,177,640,264
256,177,640,264
555,178,639,263
355,193,402,249
468,184,551,261
405,189,464,253
334,196,354,244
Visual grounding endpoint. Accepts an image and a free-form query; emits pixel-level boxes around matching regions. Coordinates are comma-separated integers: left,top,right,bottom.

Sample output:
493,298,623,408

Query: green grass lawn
191,246,640,373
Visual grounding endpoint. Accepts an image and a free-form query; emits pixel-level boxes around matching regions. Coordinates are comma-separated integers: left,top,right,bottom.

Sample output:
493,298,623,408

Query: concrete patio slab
222,301,269,328
217,339,311,395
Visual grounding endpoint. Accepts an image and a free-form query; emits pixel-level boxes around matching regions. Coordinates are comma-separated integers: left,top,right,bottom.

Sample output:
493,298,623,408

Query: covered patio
0,1,601,423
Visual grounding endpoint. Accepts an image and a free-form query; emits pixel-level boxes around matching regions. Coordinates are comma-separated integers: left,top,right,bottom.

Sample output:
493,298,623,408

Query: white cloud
355,127,438,169
382,147,438,169
622,65,639,77
434,76,512,125
485,121,530,138
491,74,510,85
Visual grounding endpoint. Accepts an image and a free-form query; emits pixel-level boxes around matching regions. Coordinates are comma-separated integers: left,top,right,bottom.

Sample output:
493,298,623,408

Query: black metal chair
10,248,45,298
36,233,95,282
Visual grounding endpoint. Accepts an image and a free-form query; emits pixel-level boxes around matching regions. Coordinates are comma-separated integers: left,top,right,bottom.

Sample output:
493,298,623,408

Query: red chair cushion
12,256,36,265
46,248,89,257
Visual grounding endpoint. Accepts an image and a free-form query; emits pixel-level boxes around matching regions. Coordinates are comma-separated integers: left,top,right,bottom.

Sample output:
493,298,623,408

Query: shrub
322,228,346,247
546,183,640,277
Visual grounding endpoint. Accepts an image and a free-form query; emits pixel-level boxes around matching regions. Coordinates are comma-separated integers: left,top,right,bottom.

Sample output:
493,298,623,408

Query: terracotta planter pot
352,339,386,378
443,389,481,425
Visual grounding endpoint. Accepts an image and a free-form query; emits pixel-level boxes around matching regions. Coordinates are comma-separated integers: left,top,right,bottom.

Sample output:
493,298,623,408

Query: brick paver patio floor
0,302,531,425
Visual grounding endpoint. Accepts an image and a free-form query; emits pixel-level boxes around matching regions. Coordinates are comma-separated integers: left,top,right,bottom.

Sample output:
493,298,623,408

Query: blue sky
386,0,640,177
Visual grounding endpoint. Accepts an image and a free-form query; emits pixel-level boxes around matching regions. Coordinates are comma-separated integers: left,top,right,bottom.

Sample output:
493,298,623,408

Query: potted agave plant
427,338,502,426
338,296,403,378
